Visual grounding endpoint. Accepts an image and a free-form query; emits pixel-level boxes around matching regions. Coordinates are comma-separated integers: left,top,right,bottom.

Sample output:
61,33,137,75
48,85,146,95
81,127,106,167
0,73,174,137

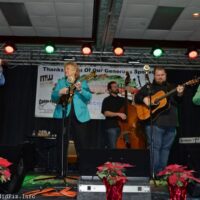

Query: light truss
0,44,200,70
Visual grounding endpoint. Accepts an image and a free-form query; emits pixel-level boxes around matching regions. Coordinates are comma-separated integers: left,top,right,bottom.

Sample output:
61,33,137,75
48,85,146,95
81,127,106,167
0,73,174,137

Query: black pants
57,102,89,175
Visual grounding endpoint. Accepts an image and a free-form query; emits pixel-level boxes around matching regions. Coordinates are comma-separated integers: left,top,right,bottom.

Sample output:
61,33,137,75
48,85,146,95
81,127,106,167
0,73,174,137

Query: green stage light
152,47,163,58
45,43,55,54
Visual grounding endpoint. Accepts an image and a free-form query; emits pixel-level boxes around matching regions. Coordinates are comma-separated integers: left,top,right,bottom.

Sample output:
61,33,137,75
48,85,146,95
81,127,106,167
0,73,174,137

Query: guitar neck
69,75,89,90
157,81,191,101
69,77,83,90
156,88,177,101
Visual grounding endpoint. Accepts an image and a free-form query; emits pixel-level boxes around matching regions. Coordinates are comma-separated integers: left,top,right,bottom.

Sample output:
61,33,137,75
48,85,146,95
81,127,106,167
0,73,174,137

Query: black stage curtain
0,66,200,168
0,66,104,148
0,66,37,144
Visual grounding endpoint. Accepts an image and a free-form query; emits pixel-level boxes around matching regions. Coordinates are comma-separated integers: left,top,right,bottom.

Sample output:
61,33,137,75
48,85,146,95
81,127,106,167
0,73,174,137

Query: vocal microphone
143,64,150,73
143,64,151,85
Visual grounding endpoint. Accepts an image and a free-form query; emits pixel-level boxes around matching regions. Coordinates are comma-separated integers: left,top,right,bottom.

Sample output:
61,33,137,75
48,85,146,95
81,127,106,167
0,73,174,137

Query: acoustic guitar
135,78,200,121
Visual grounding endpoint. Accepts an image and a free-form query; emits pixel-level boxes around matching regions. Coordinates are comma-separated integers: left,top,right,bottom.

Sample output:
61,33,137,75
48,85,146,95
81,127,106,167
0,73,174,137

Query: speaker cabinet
78,149,151,199
79,149,150,177
77,177,151,200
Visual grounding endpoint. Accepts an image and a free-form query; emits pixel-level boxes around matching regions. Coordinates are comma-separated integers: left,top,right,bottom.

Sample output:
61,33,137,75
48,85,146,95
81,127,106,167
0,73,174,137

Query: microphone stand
60,89,70,178
33,87,76,183
145,72,156,182
59,87,78,181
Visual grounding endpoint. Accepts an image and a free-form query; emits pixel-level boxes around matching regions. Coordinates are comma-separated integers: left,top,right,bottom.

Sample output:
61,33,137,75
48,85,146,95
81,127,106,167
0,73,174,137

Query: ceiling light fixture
192,12,200,17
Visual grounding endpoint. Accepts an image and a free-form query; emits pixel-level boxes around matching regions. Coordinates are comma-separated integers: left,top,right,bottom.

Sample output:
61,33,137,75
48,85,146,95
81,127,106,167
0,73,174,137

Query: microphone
143,64,151,85
143,64,150,73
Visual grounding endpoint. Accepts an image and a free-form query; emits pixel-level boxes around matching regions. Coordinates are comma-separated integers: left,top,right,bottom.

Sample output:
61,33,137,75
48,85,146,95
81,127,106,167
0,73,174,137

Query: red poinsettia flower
0,157,12,183
168,174,179,185
3,169,11,179
97,162,134,185
0,157,12,168
157,164,200,187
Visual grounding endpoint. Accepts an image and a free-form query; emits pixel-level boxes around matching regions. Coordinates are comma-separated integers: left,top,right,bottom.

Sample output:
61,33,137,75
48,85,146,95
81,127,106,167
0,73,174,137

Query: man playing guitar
135,66,184,176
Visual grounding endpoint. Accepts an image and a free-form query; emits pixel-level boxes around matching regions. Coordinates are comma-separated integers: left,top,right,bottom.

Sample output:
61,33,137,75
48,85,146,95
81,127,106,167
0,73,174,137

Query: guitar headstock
125,72,131,86
85,71,97,81
185,77,200,86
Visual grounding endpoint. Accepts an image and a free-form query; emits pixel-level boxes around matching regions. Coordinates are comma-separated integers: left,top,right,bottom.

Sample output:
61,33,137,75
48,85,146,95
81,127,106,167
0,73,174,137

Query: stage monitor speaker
77,177,151,200
0,142,35,193
79,149,150,178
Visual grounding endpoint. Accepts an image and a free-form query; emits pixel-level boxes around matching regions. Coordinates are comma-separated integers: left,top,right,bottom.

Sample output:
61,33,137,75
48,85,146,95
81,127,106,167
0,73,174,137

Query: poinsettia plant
0,157,12,183
157,164,200,187
97,162,133,185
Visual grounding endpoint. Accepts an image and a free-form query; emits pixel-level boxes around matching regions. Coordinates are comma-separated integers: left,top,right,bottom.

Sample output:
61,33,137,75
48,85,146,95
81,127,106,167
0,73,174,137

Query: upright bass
116,72,146,149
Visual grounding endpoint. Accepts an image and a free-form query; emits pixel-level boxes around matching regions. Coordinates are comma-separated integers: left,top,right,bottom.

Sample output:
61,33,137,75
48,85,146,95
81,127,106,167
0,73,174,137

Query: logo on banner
40,74,54,86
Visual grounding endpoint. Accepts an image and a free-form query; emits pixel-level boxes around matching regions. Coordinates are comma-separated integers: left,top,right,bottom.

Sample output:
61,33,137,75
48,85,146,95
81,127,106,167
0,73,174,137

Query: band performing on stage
1,61,200,198
2,2,200,198
50,62,200,180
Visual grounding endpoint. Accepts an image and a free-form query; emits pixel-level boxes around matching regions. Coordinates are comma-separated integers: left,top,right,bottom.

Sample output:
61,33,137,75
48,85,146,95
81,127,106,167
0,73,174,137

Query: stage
9,172,199,200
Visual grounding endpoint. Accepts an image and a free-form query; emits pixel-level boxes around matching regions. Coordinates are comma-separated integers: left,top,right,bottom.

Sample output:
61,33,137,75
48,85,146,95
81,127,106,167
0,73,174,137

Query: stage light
4,43,16,54
113,46,124,56
81,44,92,55
187,48,199,59
152,47,164,58
45,43,55,54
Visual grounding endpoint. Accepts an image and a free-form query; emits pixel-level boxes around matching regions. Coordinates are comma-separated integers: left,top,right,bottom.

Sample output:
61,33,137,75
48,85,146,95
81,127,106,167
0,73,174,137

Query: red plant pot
168,181,188,200
103,178,125,200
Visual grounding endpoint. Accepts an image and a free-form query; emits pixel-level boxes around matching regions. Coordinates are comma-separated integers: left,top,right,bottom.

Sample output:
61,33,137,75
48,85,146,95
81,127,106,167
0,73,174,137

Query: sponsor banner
35,65,153,119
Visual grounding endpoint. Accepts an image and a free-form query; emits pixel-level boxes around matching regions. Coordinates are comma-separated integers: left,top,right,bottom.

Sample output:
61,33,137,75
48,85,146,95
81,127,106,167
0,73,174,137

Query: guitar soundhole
154,99,159,105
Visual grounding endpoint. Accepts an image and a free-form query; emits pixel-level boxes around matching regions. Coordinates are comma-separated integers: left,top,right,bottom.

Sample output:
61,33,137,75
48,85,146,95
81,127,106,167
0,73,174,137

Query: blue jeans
145,125,176,175
105,127,120,149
